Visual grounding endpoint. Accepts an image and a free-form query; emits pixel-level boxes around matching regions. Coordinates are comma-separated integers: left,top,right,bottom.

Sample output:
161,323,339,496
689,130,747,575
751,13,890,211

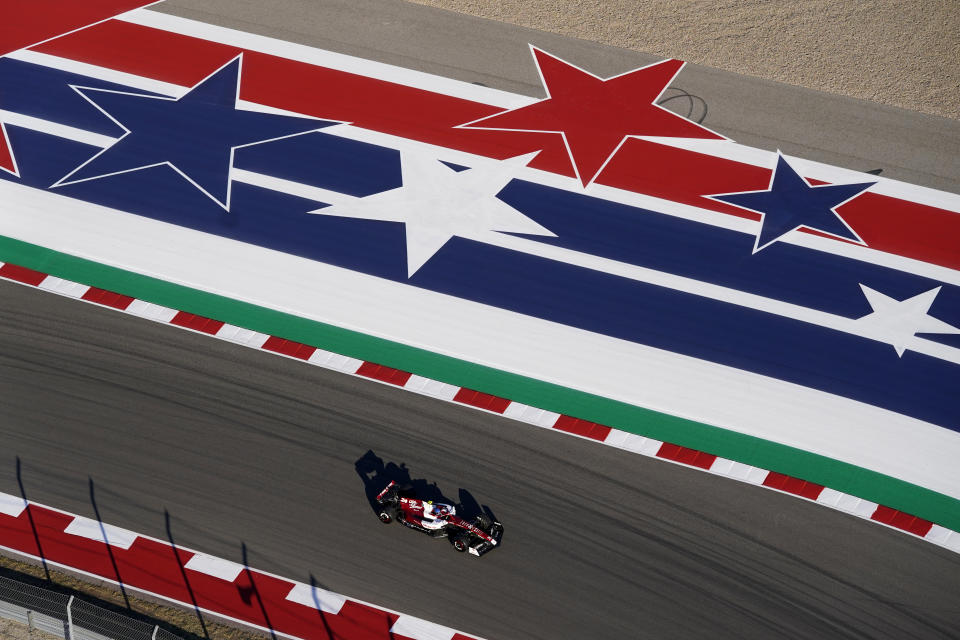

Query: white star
856,284,959,356
308,151,555,277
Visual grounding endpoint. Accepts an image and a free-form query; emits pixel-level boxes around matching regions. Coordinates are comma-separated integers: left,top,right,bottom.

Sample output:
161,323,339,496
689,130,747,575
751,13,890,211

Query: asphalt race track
1,2,960,639
2,284,960,640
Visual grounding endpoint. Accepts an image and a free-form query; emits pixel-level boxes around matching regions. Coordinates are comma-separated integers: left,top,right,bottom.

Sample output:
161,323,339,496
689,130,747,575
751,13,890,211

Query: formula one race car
375,480,503,556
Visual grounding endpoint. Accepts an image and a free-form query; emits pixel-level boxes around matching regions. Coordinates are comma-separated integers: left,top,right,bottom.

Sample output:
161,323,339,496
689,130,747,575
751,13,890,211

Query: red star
460,46,726,186
0,0,160,175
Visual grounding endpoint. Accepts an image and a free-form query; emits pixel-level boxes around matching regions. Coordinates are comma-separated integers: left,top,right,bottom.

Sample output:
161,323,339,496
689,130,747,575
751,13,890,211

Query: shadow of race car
375,480,503,556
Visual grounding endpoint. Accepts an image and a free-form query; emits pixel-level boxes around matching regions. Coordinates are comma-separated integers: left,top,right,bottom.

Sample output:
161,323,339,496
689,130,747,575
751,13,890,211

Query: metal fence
0,574,183,640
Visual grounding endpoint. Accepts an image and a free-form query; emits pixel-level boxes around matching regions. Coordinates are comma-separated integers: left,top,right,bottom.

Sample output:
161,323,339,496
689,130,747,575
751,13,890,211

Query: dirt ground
0,556,264,640
0,618,59,640
405,0,960,120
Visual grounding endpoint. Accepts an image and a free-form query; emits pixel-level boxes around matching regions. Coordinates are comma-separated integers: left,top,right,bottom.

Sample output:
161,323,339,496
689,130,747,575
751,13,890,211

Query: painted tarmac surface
1,2,951,636
0,7,958,518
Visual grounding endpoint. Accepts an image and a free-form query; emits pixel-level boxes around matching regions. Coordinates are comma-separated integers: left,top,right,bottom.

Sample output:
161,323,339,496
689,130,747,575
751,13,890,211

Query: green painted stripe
3,234,958,532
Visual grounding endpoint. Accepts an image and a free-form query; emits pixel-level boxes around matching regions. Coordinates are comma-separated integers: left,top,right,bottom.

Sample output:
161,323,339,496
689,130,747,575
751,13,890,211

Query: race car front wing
468,521,504,557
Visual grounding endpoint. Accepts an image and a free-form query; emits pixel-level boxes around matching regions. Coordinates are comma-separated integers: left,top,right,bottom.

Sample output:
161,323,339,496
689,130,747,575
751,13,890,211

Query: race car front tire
378,511,393,524
451,535,469,552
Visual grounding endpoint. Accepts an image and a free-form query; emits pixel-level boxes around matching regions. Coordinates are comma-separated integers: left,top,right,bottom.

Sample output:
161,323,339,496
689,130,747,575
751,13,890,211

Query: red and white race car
375,480,503,556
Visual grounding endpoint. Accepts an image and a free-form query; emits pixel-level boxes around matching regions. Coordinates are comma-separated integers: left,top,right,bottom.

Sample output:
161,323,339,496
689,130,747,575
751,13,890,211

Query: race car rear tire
378,511,393,524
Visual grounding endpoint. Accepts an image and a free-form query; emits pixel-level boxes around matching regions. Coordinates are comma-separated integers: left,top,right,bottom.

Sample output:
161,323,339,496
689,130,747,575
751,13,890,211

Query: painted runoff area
0,489,483,640
0,10,958,533
0,259,957,556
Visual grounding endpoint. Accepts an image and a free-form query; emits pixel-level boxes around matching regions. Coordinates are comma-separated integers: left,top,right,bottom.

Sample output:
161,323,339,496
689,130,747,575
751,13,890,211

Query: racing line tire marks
2,260,958,558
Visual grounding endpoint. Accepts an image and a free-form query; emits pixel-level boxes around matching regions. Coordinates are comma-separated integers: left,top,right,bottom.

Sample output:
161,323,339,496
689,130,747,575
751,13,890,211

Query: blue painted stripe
4,56,957,356
0,57,153,138
0,58,402,197
5,128,958,431
498,181,960,349
233,133,401,198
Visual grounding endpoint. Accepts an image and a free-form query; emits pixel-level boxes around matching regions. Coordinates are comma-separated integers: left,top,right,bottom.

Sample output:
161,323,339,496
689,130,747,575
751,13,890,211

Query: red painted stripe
356,362,413,386
0,1,160,57
870,505,934,537
0,505,434,640
0,263,47,286
170,311,225,334
599,139,960,271
114,536,197,605
81,286,135,310
26,508,118,579
655,442,717,469
33,20,499,155
453,388,511,413
553,415,612,441
261,336,317,360
0,126,13,174
0,507,44,557
762,472,825,500
32,20,960,272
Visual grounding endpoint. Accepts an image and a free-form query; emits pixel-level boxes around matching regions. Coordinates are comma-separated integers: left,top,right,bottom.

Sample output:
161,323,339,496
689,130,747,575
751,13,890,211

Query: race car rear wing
375,480,397,502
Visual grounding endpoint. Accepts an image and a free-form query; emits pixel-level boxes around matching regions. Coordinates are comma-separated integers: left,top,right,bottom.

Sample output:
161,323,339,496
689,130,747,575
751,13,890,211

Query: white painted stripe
8,51,960,289
330,124,960,287
644,138,960,213
925,524,951,544
307,348,364,373
503,402,561,428
117,9,960,215
63,516,138,550
183,554,245,581
925,524,959,552
214,323,245,342
215,323,270,348
7,49,186,97
403,374,460,401
231,169,357,206
390,615,457,640
1,155,958,501
120,9,532,110
604,431,664,457
0,109,118,149
0,107,354,212
0,493,27,518
601,428,631,449
941,532,960,553
125,299,179,323
38,275,90,298
708,458,768,485
476,231,960,364
283,582,347,615
816,488,879,518
9,92,955,362
939,530,960,553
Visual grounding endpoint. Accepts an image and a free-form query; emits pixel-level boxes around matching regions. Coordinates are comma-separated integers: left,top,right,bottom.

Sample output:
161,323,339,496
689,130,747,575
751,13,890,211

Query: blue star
52,54,333,210
709,153,875,253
